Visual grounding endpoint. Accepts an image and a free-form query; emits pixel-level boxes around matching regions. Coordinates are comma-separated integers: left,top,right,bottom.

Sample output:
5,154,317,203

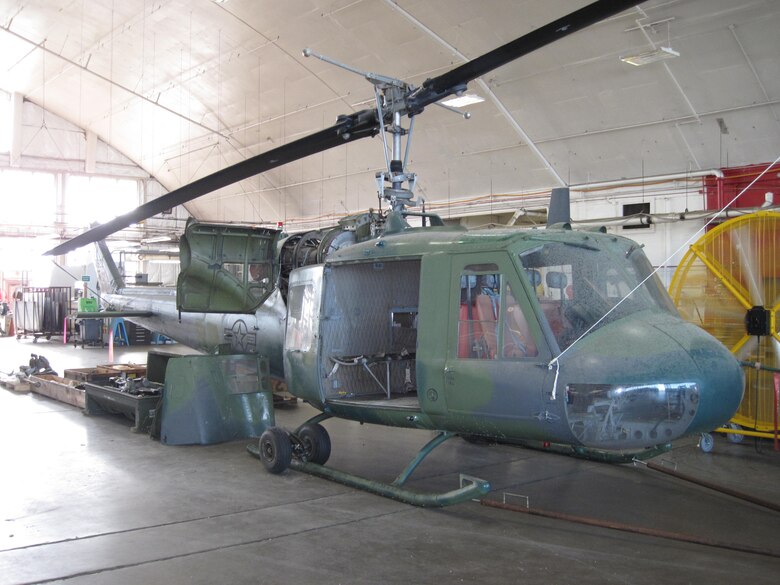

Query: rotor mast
304,48,431,215
374,89,417,214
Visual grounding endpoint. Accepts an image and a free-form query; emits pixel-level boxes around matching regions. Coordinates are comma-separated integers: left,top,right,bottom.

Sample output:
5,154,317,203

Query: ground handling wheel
699,432,715,453
258,427,292,474
297,423,331,465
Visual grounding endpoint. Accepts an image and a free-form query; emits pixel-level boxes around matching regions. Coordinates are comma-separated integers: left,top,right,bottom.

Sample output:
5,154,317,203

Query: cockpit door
441,252,556,437
177,220,280,314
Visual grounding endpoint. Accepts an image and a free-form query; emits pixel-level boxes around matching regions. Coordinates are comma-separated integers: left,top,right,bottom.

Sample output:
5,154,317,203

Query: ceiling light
140,235,173,244
620,46,679,66
441,94,485,108
623,17,676,33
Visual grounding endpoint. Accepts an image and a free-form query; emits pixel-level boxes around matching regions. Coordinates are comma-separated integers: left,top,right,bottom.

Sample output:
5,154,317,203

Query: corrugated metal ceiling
0,0,778,226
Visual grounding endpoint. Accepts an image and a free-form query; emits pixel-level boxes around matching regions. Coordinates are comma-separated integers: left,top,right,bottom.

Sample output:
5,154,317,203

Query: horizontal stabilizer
74,311,154,319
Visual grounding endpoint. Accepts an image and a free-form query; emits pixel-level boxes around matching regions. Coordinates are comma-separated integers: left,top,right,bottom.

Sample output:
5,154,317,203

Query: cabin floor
326,394,420,410
1,336,779,584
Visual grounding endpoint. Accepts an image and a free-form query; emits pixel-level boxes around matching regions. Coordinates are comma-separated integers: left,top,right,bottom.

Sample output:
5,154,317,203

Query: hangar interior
0,1,779,583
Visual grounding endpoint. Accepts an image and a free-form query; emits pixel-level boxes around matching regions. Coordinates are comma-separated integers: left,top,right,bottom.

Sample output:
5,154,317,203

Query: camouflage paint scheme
284,223,743,453
104,218,743,456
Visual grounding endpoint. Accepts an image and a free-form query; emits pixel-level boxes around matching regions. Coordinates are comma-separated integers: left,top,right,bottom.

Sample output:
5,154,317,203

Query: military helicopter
47,0,744,506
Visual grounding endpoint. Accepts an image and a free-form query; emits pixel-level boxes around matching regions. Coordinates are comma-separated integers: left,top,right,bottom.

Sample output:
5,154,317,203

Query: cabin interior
319,260,420,404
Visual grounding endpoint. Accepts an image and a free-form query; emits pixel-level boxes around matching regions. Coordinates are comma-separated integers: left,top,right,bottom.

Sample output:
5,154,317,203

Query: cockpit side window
457,266,538,360
502,283,538,359
524,262,574,350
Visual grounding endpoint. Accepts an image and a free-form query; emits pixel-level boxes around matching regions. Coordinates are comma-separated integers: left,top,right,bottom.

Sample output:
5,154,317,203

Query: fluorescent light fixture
441,94,485,108
620,46,679,66
140,235,173,244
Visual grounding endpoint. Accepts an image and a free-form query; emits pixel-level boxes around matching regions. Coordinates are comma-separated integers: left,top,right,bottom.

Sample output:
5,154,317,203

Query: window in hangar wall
0,169,143,283
65,175,140,225
0,93,9,153
0,170,140,227
0,169,56,224
65,175,144,283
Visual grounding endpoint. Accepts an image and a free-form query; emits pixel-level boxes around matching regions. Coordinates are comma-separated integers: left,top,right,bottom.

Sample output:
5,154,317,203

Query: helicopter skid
289,459,490,508
511,438,672,463
248,429,490,507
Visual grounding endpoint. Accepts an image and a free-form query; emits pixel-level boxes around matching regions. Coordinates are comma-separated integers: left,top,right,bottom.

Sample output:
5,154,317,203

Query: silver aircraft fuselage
104,287,286,377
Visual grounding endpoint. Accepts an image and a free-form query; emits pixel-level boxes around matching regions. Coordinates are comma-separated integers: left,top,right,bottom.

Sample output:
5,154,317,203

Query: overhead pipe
571,204,779,229
570,169,723,192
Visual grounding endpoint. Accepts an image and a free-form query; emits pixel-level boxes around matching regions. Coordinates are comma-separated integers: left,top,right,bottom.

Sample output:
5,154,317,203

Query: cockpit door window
457,265,539,360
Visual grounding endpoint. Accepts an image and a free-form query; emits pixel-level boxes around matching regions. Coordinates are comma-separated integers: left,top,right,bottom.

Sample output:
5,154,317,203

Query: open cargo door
177,220,280,314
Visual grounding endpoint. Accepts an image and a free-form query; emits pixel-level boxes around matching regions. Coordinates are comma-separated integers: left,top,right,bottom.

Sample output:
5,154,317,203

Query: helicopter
48,0,744,506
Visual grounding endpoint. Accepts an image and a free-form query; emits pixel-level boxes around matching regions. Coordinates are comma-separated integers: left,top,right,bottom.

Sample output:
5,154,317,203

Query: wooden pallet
97,363,147,378
64,366,122,384
29,374,85,408
271,378,297,406
0,374,31,393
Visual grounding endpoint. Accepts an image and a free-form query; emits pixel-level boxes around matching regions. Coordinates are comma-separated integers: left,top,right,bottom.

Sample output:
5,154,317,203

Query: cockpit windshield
517,238,677,350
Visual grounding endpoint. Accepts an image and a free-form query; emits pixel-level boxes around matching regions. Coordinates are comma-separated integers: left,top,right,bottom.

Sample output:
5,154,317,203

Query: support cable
547,154,780,397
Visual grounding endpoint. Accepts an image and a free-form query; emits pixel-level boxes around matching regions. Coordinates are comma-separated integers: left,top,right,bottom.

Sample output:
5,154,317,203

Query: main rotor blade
47,0,640,256
409,0,640,111
45,112,379,256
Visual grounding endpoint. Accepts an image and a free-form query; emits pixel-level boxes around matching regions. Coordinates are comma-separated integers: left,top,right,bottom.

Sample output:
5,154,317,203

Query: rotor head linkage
303,48,409,92
305,47,419,213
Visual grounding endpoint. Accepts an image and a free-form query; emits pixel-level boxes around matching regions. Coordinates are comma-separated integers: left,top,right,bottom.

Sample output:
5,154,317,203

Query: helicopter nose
562,313,744,451
653,318,744,435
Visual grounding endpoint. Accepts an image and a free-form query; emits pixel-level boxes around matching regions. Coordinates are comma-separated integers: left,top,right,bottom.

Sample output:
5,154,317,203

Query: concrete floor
1,336,779,584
